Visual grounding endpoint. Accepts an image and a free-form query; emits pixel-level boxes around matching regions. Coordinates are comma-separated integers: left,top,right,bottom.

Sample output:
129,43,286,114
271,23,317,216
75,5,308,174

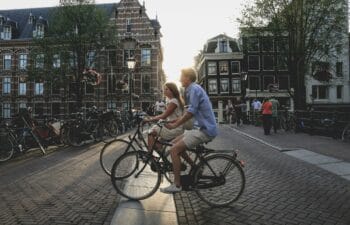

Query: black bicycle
109,117,246,207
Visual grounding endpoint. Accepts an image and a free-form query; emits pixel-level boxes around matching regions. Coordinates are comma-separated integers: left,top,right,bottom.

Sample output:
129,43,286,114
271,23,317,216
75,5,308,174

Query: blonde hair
164,82,184,111
181,67,197,82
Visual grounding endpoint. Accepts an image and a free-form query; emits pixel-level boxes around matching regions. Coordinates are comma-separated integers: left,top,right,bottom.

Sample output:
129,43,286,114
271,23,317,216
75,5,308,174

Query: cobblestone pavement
174,125,350,225
0,141,122,225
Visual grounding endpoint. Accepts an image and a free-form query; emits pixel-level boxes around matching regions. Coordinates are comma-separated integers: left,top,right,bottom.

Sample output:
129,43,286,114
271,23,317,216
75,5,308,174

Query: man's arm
166,112,193,129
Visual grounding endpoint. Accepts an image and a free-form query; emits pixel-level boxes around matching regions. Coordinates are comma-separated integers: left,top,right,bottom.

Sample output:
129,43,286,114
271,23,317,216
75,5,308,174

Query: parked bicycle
108,115,246,207
0,118,46,162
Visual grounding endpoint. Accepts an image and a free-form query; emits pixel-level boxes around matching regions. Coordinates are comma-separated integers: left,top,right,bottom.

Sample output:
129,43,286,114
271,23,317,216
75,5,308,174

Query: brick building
0,0,165,119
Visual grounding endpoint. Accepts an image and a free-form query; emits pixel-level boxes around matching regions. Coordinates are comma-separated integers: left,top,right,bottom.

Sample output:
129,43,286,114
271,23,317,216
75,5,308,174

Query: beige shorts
150,125,184,141
182,129,214,149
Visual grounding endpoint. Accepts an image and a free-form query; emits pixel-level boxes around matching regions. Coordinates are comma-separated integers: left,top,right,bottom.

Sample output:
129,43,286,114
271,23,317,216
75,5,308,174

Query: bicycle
109,117,246,207
0,118,46,162
341,122,350,142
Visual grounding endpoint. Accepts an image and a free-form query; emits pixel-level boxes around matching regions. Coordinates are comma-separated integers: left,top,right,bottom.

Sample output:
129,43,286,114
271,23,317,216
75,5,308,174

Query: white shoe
160,184,182,193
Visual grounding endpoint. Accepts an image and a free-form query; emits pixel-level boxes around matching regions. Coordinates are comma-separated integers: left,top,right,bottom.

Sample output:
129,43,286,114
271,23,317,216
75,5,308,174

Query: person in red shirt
261,98,272,135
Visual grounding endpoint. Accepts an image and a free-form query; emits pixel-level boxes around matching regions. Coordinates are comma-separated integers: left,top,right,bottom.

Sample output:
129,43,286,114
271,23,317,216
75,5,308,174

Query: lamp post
127,57,136,113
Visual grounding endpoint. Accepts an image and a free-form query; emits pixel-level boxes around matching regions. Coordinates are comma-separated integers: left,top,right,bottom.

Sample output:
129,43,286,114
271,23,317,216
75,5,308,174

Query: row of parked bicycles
0,107,135,162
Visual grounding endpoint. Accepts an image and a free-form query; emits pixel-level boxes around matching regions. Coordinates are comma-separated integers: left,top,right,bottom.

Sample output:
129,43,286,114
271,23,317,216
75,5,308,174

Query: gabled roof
203,33,241,53
0,3,117,40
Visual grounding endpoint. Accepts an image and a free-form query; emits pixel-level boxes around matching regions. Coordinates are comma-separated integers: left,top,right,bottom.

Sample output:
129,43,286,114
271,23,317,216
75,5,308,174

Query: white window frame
35,54,44,69
312,85,329,100
53,54,61,68
2,103,11,119
86,51,95,68
3,77,11,94
3,26,11,40
263,55,274,71
207,62,217,75
34,24,44,38
141,74,151,93
220,78,229,94
231,61,240,74
35,82,44,95
219,61,229,75
208,79,217,94
247,37,259,52
19,54,28,70
19,82,27,95
232,79,241,93
141,49,151,66
3,54,12,70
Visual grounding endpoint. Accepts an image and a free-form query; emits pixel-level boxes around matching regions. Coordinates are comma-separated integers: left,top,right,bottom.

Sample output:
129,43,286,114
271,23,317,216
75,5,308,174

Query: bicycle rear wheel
111,151,161,200
194,154,245,207
100,139,136,176
0,134,14,162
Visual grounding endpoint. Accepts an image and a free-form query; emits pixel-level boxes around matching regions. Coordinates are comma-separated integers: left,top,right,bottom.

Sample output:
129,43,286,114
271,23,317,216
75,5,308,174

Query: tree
28,0,118,109
238,0,347,109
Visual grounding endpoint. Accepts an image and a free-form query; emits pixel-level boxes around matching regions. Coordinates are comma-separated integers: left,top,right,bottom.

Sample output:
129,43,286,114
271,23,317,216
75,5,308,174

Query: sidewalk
227,124,350,181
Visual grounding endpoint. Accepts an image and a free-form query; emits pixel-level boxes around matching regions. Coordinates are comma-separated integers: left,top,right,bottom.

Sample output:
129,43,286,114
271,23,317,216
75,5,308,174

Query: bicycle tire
110,151,161,200
194,154,245,207
100,139,137,176
0,134,14,162
342,124,350,142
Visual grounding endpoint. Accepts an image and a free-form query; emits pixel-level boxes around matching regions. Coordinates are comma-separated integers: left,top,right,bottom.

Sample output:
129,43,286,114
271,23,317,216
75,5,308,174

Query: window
19,54,28,70
35,82,44,95
220,79,229,93
141,49,151,66
3,26,11,40
231,61,240,74
337,86,343,99
126,18,131,32
219,40,228,53
263,56,274,71
219,61,228,75
312,85,329,99
261,37,273,52
86,51,95,68
207,62,217,75
33,24,44,38
249,76,260,90
3,54,11,70
248,55,260,71
277,55,288,71
34,103,44,117
53,54,61,68
108,50,117,66
336,62,343,77
124,49,135,66
278,76,289,90
85,83,94,94
142,74,151,93
19,82,26,95
232,79,241,93
69,51,77,68
263,76,274,90
35,54,44,69
19,103,27,110
276,38,288,52
208,79,217,94
3,77,11,94
2,103,11,119
108,74,117,94
51,83,60,95
107,101,117,111
247,37,259,52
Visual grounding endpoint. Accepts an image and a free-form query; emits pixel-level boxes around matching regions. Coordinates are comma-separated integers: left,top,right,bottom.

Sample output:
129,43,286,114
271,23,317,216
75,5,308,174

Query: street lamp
127,57,136,113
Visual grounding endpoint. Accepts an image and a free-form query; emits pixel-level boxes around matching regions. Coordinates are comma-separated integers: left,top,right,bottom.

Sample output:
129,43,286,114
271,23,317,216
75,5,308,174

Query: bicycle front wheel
0,134,14,162
194,154,245,207
100,139,136,176
110,151,161,200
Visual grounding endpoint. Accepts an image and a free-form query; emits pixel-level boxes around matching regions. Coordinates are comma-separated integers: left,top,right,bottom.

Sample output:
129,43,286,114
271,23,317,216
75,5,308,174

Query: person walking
261,98,272,135
251,99,262,125
270,96,280,133
226,100,234,124
162,67,217,193
234,99,242,127
240,100,248,124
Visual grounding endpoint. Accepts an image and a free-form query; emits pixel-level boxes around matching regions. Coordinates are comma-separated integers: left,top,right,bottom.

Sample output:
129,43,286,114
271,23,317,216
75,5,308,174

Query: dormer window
219,40,228,53
126,19,131,32
33,24,45,38
1,26,11,40
0,15,4,25
28,13,34,24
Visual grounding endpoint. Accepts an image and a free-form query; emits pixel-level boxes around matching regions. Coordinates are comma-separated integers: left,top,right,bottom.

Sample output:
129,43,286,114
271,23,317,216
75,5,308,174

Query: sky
0,0,248,83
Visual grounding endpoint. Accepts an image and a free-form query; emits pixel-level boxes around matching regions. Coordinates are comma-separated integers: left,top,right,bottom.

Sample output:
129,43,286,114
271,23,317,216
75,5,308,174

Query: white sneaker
160,184,182,193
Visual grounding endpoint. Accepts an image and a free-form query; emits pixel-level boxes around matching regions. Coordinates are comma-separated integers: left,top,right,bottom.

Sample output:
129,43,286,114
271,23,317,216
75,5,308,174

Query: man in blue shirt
161,68,218,193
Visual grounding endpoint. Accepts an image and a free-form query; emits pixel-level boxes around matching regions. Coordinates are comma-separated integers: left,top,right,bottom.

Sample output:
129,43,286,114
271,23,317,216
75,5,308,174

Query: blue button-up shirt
185,83,218,137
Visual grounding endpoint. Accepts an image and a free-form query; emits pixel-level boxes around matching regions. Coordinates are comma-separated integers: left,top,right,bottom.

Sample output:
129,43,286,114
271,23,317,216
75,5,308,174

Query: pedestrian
162,67,217,193
240,100,248,124
261,98,272,135
270,96,280,133
251,98,262,125
234,99,242,127
226,100,234,124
